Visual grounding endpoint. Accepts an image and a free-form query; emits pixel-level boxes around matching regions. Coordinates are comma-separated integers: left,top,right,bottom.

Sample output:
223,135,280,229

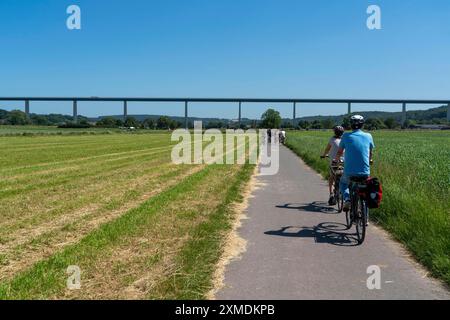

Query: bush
58,122,91,129
6,110,30,125
96,117,121,128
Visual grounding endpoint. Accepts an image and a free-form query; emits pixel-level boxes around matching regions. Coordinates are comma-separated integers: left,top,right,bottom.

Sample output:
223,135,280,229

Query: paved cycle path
217,146,449,300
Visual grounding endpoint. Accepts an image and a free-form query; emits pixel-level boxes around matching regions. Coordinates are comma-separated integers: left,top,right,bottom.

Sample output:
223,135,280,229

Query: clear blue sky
1,0,449,119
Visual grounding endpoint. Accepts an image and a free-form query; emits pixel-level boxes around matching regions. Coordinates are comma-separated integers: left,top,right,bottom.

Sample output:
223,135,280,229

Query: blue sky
0,0,449,119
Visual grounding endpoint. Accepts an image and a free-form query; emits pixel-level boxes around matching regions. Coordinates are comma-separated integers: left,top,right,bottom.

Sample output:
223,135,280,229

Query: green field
0,132,254,299
286,130,450,285
1,129,448,299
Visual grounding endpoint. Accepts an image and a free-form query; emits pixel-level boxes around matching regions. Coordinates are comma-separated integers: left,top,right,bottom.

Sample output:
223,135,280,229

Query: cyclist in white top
321,126,345,205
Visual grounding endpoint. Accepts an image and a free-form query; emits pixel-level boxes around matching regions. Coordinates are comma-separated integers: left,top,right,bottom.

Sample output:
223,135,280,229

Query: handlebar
321,155,343,163
321,155,372,165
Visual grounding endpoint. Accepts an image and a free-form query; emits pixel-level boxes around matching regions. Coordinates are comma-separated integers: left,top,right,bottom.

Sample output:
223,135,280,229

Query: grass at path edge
149,164,255,299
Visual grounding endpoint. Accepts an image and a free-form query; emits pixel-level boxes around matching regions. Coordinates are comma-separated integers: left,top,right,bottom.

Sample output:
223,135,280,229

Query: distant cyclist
267,129,272,143
321,126,345,205
334,115,375,212
279,130,286,144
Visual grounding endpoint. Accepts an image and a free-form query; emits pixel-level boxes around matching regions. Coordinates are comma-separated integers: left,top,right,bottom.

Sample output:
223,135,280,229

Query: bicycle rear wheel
335,177,343,212
355,198,367,244
337,191,343,213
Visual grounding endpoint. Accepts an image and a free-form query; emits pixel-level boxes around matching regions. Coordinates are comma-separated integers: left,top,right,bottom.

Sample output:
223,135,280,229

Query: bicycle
331,159,344,213
320,156,344,212
347,176,370,244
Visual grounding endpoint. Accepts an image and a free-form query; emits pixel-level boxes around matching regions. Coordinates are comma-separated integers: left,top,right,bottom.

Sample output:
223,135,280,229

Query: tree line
1,108,447,130
260,108,446,130
0,109,183,130
95,116,183,129
296,116,445,130
296,117,405,130
0,109,88,126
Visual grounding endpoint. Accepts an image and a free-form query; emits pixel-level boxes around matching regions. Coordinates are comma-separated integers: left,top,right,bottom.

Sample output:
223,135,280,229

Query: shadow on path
265,222,359,247
276,201,337,214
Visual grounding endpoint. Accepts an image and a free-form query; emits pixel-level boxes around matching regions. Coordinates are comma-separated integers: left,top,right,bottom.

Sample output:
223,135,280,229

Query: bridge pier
238,101,242,128
402,103,407,127
447,103,450,122
123,101,128,121
25,100,30,116
348,102,352,115
73,100,78,123
293,102,296,127
185,101,188,129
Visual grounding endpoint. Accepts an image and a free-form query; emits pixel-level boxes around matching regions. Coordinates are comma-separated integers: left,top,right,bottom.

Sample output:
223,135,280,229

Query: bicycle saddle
350,176,369,183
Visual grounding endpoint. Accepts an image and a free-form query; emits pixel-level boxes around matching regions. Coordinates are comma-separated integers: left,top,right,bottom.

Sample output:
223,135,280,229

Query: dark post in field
185,101,188,130
402,103,407,128
73,100,78,123
25,100,30,116
238,101,242,128
123,101,128,121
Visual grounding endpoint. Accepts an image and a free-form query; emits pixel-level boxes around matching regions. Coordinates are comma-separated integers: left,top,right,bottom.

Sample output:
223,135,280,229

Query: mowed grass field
286,130,450,285
0,133,254,299
0,125,122,136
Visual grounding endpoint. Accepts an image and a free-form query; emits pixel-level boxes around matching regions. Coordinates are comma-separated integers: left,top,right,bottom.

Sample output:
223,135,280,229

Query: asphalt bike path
217,146,449,300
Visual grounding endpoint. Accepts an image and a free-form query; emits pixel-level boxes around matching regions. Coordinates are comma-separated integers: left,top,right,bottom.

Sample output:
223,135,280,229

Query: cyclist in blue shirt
334,115,375,212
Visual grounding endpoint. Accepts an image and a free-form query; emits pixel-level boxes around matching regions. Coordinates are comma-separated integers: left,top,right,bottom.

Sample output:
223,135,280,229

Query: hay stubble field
0,132,254,299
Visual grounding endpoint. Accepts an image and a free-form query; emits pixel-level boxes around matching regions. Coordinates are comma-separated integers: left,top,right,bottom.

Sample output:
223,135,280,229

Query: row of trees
0,110,82,126
1,108,446,130
96,116,183,130
296,117,408,130
0,109,89,126
260,108,436,130
0,109,182,130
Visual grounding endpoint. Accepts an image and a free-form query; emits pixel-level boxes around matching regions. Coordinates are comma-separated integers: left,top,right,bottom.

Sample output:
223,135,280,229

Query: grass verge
149,164,254,299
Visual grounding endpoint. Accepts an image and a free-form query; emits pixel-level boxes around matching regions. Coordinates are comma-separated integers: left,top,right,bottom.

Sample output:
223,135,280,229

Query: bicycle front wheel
337,190,344,213
344,199,352,229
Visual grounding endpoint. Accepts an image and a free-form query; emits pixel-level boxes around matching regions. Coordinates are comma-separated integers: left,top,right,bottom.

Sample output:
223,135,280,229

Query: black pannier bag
366,177,383,209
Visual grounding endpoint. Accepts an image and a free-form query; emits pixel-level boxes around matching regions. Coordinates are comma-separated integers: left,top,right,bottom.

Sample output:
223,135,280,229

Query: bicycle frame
325,157,344,212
